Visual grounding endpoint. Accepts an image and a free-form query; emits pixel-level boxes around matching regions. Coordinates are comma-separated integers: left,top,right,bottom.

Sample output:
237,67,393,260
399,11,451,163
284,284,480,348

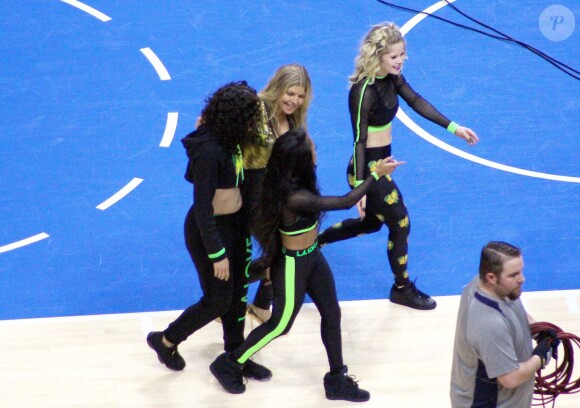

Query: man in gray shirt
450,241,559,407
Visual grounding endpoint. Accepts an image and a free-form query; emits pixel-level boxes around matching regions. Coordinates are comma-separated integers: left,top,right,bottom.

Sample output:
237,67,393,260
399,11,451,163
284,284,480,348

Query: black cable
375,0,579,80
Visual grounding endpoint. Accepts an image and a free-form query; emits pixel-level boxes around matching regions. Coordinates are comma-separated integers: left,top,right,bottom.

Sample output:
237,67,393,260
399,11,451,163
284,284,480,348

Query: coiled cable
530,322,580,407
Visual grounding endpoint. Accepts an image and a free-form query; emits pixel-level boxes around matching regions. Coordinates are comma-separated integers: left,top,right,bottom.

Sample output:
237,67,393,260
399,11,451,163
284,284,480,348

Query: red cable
530,322,580,407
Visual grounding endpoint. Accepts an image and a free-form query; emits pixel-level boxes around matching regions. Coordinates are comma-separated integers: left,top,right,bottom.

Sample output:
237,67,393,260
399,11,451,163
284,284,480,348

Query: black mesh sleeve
286,175,377,213
394,74,451,129
348,80,375,183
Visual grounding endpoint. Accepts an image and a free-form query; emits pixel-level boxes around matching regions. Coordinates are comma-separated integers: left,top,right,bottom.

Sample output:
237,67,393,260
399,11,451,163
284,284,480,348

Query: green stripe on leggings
237,256,296,364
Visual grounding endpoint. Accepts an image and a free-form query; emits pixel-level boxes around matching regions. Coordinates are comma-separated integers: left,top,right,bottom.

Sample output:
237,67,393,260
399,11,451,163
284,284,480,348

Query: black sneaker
389,280,437,310
146,331,186,371
324,366,370,402
210,352,245,394
242,359,272,381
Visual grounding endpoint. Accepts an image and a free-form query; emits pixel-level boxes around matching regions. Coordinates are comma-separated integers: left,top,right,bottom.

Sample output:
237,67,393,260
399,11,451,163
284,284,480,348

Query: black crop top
182,125,244,262
349,73,452,181
279,173,378,235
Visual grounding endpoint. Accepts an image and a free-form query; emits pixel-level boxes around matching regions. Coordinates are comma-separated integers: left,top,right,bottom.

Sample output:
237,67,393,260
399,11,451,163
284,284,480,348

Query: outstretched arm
395,74,479,146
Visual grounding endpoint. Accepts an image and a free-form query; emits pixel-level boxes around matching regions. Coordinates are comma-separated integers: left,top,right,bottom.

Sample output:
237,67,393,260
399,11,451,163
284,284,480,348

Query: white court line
60,0,111,22
397,1,580,184
96,178,144,210
397,110,580,183
0,233,50,254
160,112,179,147
140,48,171,80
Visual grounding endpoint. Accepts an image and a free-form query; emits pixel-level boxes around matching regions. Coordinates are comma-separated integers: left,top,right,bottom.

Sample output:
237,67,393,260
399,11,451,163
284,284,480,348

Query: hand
356,196,367,219
213,258,230,281
195,116,202,129
533,337,553,368
375,156,405,177
535,329,560,359
455,126,479,146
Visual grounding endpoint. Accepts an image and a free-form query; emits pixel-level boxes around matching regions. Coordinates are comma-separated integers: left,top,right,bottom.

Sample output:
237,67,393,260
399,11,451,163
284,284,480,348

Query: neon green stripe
244,237,252,278
353,78,371,181
279,220,318,236
237,256,296,364
208,247,225,259
368,122,392,132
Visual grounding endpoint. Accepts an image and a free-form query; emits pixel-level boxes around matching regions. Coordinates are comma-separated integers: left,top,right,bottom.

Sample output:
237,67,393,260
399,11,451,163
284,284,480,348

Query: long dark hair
255,128,319,262
201,81,260,154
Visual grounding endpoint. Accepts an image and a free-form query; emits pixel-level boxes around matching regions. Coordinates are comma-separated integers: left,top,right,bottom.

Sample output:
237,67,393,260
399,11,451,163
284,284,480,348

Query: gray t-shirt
450,277,534,407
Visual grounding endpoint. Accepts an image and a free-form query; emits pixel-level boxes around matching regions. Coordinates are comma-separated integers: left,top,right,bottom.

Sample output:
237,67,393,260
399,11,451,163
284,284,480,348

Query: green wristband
447,121,459,134
208,247,226,260
371,171,379,181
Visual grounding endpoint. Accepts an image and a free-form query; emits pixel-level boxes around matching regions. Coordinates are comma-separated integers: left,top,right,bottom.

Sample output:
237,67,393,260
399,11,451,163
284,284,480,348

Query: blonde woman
318,22,479,310
243,64,313,323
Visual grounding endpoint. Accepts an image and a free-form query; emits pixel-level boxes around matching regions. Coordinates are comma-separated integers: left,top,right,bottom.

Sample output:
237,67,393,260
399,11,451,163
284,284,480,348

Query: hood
181,124,220,161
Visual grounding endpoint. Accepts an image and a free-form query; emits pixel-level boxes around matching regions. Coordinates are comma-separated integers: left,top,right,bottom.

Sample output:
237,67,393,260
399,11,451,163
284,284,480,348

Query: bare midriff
281,228,318,251
366,125,392,148
213,188,242,215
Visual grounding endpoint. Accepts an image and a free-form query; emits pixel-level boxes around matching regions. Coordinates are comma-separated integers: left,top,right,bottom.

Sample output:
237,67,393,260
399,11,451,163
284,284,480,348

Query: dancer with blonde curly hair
318,22,479,310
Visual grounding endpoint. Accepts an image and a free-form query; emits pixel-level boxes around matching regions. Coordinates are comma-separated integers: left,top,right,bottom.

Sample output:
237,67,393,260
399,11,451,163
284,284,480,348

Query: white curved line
96,178,144,210
397,110,580,182
0,233,50,254
60,0,111,22
396,1,579,183
160,112,179,147
140,48,171,80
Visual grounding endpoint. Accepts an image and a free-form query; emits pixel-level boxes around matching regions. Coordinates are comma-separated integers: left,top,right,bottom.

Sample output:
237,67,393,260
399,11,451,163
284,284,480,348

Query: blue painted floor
0,0,578,319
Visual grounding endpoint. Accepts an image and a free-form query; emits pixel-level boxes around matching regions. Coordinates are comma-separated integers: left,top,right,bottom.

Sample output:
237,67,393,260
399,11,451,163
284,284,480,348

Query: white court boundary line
0,233,50,254
96,178,144,210
1,290,579,325
160,112,179,147
60,0,111,22
140,48,171,80
398,1,580,183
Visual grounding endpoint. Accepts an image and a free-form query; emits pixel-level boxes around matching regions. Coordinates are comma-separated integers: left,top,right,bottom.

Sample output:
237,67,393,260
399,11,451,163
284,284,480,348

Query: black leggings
242,168,273,309
318,145,411,286
163,207,251,352
232,242,344,373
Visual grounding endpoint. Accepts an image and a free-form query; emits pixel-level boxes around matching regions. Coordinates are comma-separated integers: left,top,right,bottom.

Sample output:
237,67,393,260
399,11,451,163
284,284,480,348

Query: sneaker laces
406,279,431,299
342,373,361,390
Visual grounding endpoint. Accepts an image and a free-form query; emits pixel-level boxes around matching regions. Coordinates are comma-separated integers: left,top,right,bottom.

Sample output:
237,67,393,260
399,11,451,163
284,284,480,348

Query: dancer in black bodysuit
318,22,479,310
210,129,404,401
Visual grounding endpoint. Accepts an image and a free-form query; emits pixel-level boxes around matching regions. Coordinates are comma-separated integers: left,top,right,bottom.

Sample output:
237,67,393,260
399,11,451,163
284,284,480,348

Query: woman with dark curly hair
210,128,404,401
146,81,271,382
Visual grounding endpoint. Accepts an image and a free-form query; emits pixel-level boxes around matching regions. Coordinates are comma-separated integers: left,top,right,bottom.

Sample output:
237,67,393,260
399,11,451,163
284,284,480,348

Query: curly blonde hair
349,22,406,86
259,64,312,136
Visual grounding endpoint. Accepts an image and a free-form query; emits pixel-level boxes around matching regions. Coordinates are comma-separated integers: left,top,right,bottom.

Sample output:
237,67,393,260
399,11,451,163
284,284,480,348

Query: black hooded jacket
181,124,243,262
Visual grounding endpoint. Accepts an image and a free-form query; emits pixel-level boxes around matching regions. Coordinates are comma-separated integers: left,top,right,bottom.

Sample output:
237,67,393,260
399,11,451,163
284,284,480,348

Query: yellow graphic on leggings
388,240,394,250
398,254,408,266
398,216,409,228
376,214,385,222
332,222,343,229
385,189,399,205
368,161,378,172
347,173,356,188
